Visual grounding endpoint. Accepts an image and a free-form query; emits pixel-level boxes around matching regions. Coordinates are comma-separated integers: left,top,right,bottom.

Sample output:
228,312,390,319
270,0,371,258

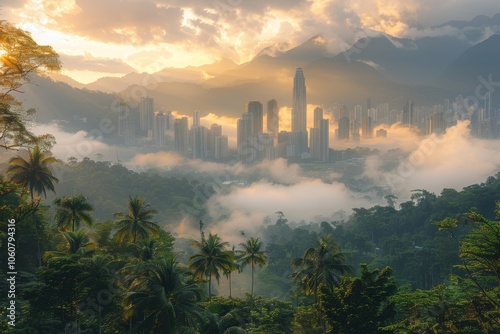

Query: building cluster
118,99,229,160
117,68,499,164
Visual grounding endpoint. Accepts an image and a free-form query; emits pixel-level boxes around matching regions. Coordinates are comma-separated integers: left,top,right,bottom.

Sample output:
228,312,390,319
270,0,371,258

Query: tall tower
267,99,279,141
292,68,308,155
193,110,201,128
174,117,189,156
237,113,253,163
314,107,323,128
139,97,154,135
208,124,222,157
292,68,307,132
247,101,263,135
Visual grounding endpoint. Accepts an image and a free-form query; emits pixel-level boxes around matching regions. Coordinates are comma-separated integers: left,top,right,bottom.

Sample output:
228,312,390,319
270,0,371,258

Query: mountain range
25,13,500,135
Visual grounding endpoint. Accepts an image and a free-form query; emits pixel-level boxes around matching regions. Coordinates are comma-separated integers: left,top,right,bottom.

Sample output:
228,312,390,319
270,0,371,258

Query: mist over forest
2,4,500,333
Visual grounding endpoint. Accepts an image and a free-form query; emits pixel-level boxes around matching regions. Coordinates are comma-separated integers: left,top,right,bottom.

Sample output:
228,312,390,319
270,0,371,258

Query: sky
2,0,500,83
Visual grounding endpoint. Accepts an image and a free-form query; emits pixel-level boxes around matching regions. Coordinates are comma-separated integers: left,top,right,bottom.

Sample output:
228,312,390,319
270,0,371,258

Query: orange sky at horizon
2,0,499,84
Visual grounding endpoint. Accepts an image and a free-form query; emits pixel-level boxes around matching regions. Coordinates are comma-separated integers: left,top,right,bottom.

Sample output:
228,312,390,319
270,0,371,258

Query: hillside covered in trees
1,155,500,333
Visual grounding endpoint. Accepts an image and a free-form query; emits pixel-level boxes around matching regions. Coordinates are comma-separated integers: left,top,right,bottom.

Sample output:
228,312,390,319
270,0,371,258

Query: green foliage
52,159,204,222
293,306,323,333
114,195,159,244
125,255,203,333
54,194,94,231
7,146,58,200
292,235,352,301
238,237,267,298
321,265,397,334
0,20,60,150
204,295,294,334
189,233,235,301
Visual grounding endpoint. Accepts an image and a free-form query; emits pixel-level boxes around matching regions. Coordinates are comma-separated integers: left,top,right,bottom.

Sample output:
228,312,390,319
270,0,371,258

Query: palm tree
238,237,267,299
7,146,58,265
43,229,94,260
125,256,202,333
80,255,115,334
189,233,235,301
292,235,351,333
7,146,58,200
114,196,159,244
224,245,241,299
292,235,352,305
54,194,94,231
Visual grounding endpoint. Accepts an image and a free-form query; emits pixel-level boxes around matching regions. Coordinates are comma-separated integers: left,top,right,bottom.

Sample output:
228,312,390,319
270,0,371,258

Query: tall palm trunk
31,191,42,266
208,275,212,301
251,262,254,298
229,273,232,298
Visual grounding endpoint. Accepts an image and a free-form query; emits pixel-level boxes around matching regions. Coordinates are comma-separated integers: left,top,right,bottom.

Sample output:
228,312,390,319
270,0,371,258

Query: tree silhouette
238,237,267,299
292,235,352,304
114,196,159,244
189,233,235,301
125,256,202,333
54,194,94,231
7,146,58,265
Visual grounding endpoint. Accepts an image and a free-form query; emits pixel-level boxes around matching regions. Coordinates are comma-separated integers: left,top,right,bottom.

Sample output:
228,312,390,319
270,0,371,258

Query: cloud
8,0,500,81
59,53,137,73
128,151,184,168
364,121,500,197
31,123,136,162
207,179,372,244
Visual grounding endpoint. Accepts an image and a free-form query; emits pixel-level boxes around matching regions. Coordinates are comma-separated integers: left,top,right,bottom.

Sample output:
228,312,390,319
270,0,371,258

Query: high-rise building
117,102,136,146
314,107,323,128
192,125,208,159
257,133,275,160
215,135,229,159
208,124,222,157
153,111,169,147
267,99,279,143
338,117,350,140
193,110,201,128
292,68,307,132
237,113,253,163
292,67,307,132
402,100,413,125
139,97,154,135
247,101,263,135
319,119,329,162
309,128,320,160
277,131,290,158
174,117,189,156
292,68,308,155
361,109,373,139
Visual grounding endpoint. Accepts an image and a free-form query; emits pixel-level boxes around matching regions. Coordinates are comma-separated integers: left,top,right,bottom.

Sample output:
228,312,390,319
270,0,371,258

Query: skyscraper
117,102,136,146
319,119,329,162
208,123,222,157
215,135,229,159
153,111,168,147
193,110,201,128
174,117,189,156
237,113,253,163
293,68,307,132
314,107,323,128
139,97,154,136
247,101,263,135
292,68,308,155
338,116,350,141
192,125,208,159
267,99,279,143
402,100,413,125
